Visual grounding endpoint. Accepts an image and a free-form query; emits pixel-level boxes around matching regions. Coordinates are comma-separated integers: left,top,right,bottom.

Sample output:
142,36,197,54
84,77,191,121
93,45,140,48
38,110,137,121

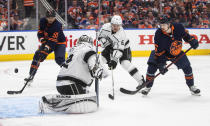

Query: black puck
14,68,18,73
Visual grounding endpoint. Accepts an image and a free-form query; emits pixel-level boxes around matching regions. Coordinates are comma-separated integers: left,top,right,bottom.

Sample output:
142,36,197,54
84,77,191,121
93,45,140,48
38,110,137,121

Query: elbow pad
112,50,123,62
99,38,110,48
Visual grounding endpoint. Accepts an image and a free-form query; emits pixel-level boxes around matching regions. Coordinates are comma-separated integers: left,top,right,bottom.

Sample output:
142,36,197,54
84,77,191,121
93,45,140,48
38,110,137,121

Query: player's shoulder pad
53,20,62,28
83,50,96,63
114,27,127,41
155,28,162,33
101,23,111,31
172,23,184,30
154,28,162,42
40,18,47,24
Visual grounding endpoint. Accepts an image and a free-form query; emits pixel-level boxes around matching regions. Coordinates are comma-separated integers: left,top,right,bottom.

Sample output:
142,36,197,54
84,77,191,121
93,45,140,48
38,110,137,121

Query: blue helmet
158,15,170,24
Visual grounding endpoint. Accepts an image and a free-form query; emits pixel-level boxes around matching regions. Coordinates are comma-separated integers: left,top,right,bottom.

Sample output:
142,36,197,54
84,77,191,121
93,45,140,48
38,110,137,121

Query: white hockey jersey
98,23,130,50
57,43,96,87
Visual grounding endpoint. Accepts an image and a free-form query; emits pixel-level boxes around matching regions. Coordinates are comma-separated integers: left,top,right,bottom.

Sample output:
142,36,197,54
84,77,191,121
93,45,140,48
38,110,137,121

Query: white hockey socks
121,60,144,84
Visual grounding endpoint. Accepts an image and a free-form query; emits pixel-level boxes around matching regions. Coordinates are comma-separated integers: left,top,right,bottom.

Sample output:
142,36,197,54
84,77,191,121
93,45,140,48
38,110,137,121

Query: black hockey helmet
46,10,56,18
158,15,170,24
77,35,93,45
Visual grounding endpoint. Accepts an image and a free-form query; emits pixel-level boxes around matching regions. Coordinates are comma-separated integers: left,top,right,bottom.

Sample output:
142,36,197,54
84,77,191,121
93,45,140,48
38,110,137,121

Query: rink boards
0,28,210,61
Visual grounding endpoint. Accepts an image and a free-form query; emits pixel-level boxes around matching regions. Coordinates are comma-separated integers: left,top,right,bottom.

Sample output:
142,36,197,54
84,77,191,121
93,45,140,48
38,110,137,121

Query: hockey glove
157,64,168,75
189,38,199,49
108,60,117,70
92,65,103,79
40,38,48,44
39,45,50,62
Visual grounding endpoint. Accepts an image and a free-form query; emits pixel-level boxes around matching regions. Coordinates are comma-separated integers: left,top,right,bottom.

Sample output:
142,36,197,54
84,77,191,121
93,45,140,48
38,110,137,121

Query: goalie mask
77,35,93,45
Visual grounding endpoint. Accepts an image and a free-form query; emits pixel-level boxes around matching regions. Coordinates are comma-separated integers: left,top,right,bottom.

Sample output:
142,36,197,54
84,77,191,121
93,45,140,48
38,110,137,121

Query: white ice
0,56,210,126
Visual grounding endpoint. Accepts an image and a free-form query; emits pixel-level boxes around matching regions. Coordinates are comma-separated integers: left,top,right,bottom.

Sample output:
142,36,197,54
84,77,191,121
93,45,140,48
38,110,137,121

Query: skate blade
191,92,201,96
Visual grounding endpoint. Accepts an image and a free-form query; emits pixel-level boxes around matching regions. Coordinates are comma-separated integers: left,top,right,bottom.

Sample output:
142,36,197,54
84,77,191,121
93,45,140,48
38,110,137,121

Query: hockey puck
14,68,18,73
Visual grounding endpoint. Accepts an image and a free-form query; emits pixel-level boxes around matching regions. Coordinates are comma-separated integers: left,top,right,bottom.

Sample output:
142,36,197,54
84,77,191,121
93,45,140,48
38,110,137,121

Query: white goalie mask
111,15,122,25
77,35,93,45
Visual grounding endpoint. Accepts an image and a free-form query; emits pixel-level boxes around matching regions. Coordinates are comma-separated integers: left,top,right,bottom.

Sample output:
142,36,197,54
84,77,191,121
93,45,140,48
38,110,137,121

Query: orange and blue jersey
37,18,66,45
154,23,192,64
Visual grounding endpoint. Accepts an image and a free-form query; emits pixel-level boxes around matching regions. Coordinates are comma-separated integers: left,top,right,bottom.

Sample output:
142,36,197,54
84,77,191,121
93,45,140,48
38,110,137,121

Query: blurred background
0,0,209,31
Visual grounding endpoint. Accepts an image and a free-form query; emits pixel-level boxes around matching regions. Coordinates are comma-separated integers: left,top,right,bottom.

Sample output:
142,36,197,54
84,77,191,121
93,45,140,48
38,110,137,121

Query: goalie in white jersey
99,15,145,87
39,35,106,114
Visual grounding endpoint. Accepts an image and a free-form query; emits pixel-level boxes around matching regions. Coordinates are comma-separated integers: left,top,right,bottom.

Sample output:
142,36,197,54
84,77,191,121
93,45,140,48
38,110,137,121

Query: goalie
39,35,107,114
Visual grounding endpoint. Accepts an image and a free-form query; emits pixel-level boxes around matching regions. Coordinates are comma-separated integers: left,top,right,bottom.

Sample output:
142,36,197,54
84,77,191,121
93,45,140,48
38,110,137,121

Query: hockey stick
7,59,41,95
95,0,102,107
40,0,67,27
120,47,193,95
108,67,115,100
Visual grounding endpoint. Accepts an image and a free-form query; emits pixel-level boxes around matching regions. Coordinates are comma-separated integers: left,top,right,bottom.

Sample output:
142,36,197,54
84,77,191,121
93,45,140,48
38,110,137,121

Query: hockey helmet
158,15,170,24
77,35,93,45
111,15,122,25
46,10,56,18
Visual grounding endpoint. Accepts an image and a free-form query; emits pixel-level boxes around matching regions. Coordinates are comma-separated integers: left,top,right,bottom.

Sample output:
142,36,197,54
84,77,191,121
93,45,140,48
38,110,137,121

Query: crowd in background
0,0,210,31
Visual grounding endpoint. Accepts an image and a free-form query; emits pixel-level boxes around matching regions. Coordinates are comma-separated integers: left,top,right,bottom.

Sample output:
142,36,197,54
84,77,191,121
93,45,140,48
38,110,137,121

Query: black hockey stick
108,67,115,100
7,60,40,95
120,47,193,95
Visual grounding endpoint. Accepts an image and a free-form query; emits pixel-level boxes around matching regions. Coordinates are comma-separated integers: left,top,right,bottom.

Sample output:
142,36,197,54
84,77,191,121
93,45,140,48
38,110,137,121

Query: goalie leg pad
56,83,86,95
39,93,98,114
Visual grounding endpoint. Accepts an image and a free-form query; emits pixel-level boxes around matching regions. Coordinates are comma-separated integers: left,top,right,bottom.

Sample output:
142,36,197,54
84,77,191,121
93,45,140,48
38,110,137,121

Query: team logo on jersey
170,40,182,56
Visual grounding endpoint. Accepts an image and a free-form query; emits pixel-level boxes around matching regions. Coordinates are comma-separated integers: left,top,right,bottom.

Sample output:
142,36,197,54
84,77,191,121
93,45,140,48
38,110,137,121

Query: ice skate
136,75,145,89
189,86,201,96
140,87,151,96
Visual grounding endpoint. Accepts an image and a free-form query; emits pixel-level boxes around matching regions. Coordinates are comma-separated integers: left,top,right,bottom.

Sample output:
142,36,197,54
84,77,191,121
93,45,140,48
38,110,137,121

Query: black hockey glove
157,64,168,75
40,38,48,44
189,37,199,49
108,60,117,70
39,44,50,62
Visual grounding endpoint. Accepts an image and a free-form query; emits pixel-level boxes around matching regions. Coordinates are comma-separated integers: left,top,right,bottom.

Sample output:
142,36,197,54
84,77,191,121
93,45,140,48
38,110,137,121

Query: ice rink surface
0,56,210,126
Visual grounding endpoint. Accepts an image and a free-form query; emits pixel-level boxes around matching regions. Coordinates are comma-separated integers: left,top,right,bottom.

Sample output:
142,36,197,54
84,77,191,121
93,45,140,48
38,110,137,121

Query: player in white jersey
98,15,145,87
39,35,106,114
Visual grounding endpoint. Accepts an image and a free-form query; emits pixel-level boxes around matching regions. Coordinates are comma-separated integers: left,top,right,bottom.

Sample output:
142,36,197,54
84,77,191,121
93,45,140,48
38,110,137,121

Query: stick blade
7,91,21,95
120,88,137,95
108,94,114,100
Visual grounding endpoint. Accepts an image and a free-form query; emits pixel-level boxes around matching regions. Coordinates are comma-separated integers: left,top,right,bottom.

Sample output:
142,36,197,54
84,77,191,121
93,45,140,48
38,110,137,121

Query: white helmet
111,15,122,25
77,35,93,45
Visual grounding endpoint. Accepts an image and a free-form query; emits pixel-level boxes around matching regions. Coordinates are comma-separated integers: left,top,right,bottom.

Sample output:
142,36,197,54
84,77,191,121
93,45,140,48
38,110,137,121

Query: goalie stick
120,47,193,95
95,0,101,107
